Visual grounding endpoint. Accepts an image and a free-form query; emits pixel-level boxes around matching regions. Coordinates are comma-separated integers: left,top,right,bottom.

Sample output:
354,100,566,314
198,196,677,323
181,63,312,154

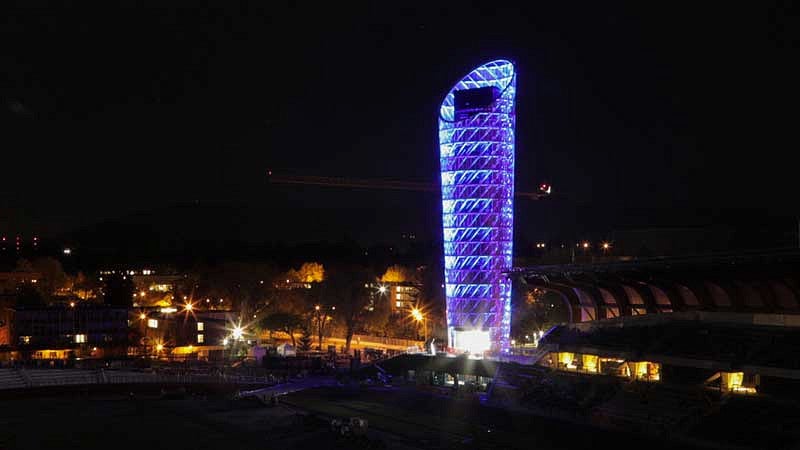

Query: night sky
3,3,800,246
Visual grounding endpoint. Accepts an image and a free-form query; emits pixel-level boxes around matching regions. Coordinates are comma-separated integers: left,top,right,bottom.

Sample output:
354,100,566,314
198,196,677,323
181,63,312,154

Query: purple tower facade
438,60,516,354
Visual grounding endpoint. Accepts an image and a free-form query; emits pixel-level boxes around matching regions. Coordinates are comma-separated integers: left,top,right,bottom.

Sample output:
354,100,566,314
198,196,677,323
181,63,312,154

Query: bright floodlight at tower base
439,60,516,354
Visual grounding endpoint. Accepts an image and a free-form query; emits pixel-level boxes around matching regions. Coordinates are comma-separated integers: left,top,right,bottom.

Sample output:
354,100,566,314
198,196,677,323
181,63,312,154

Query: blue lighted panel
439,60,516,353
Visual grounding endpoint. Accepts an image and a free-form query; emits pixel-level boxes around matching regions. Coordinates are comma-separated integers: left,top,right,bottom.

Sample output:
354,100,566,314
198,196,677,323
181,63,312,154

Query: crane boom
267,172,549,199
268,174,434,192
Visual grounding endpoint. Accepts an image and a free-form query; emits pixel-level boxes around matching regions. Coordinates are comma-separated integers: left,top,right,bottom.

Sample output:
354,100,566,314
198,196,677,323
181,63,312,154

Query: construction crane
267,171,553,200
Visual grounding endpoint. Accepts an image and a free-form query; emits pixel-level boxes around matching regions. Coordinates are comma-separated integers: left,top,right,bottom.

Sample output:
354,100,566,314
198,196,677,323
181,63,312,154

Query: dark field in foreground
0,386,704,450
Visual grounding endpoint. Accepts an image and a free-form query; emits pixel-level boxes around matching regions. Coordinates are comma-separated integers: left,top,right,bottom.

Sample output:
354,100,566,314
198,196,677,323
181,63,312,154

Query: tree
418,262,445,341
270,288,311,316
194,261,279,311
72,272,101,302
31,257,69,298
13,259,47,307
363,292,391,337
298,327,312,352
311,302,333,351
103,274,135,307
297,262,325,283
14,259,34,273
510,276,570,341
380,265,414,283
327,267,373,354
16,284,45,308
260,312,303,347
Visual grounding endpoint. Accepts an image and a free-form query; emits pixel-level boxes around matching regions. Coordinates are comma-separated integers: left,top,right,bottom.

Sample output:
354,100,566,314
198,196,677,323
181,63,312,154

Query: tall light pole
313,305,333,351
411,308,427,342
139,312,148,357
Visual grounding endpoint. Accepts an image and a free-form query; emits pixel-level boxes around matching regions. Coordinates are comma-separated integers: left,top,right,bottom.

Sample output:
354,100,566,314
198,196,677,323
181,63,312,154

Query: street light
411,308,427,342
184,302,193,312
378,285,387,294
232,325,244,340
139,313,146,320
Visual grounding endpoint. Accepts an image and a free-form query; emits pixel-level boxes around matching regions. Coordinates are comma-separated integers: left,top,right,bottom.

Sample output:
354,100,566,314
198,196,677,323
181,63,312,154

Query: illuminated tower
439,60,516,354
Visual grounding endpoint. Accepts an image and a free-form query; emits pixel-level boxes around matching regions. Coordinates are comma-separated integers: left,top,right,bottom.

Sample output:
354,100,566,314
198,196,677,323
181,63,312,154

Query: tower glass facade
439,60,516,354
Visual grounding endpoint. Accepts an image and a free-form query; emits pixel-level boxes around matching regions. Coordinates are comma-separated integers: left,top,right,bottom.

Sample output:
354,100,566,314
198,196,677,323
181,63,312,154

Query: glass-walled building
438,60,517,354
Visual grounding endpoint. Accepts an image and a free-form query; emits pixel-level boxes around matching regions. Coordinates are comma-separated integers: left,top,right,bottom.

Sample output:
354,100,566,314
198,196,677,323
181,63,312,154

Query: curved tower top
438,60,516,354
439,59,516,122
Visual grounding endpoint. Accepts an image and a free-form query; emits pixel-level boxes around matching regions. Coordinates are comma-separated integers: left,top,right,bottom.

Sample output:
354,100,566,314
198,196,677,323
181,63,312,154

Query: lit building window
147,319,158,329
582,354,599,373
396,293,402,300
721,371,758,394
197,334,204,344
628,361,661,381
75,334,86,343
556,352,578,370
396,301,402,308
197,322,204,331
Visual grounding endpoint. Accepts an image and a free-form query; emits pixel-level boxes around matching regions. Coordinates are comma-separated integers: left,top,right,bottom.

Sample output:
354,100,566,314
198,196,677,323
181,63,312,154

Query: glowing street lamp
184,302,193,312
156,343,164,352
378,285,387,295
139,312,146,320
232,325,244,341
410,308,427,342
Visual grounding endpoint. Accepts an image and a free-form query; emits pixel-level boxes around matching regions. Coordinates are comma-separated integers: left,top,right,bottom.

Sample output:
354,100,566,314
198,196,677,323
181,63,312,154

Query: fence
0,368,277,391
350,334,424,349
